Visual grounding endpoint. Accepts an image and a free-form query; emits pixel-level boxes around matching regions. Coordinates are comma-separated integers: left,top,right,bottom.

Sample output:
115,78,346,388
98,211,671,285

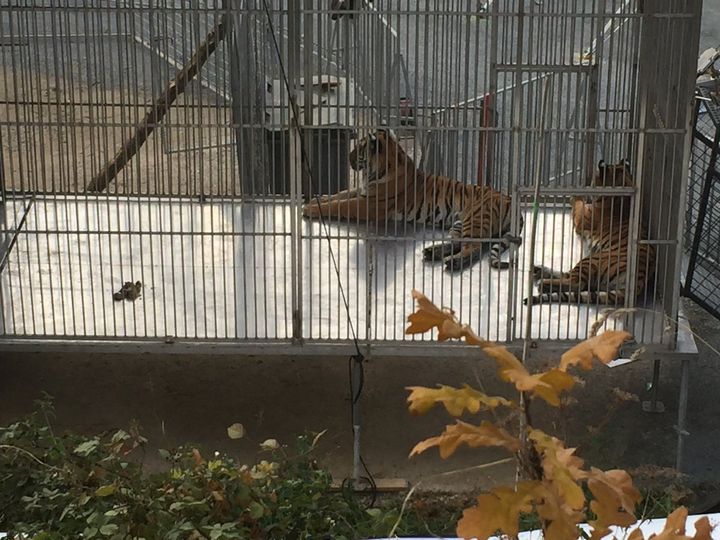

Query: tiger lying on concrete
525,160,655,305
302,128,522,271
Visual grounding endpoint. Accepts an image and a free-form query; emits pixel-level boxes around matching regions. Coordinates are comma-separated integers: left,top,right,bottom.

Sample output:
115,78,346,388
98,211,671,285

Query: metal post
0,130,5,335
675,357,690,471
584,64,599,181
670,3,705,350
0,127,6,255
642,358,665,413
485,0,499,188
229,0,268,196
351,354,363,483
636,0,702,328
507,0,525,342
287,1,303,341
302,0,314,196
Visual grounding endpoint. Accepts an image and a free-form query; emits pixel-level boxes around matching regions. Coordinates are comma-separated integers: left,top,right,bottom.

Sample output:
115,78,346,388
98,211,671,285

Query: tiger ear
622,158,631,172
598,159,606,171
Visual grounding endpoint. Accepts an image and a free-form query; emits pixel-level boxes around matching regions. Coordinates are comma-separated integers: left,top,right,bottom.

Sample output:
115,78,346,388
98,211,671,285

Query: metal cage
684,84,720,320
0,1,702,357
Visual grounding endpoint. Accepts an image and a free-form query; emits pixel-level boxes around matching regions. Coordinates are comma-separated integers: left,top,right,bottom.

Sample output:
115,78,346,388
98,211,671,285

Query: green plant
0,398,401,539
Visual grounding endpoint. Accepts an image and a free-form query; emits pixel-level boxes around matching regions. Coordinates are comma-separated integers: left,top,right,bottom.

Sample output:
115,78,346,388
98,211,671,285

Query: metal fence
684,85,720,320
0,1,702,353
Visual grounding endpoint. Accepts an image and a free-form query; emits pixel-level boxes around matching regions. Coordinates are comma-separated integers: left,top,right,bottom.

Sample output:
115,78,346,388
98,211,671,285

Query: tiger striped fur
302,128,522,271
524,160,655,305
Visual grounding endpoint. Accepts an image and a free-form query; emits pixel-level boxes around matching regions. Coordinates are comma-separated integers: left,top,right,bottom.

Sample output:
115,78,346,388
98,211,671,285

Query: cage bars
0,1,703,353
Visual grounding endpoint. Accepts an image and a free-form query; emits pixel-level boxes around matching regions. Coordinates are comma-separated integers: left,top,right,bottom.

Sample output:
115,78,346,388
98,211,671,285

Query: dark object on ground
113,281,142,302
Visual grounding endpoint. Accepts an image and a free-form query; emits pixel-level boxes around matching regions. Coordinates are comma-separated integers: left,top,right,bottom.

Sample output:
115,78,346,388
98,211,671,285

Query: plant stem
517,76,554,482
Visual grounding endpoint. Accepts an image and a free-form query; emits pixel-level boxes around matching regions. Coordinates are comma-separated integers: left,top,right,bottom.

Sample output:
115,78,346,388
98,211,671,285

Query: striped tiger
524,160,655,305
302,128,522,271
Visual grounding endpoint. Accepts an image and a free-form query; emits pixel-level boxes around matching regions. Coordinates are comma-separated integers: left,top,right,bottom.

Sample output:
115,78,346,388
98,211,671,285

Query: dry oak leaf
586,468,641,536
406,384,514,417
627,506,715,540
534,369,576,406
560,330,632,371
485,346,575,406
406,289,490,346
456,481,537,540
529,429,587,510
691,515,715,540
410,419,520,459
533,482,587,540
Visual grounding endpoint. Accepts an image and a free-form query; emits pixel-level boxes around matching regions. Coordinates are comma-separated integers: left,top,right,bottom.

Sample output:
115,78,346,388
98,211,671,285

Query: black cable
261,0,362,355
260,0,377,502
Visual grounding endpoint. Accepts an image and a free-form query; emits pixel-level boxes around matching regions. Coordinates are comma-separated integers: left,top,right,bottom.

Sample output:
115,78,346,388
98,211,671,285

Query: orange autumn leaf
534,369,576,407
587,468,640,535
533,482,587,540
406,289,455,335
406,384,514,417
410,419,520,459
406,290,490,346
529,429,587,510
656,507,691,538
560,331,632,371
529,430,587,481
634,507,716,540
456,482,537,540
691,516,715,540
485,347,575,406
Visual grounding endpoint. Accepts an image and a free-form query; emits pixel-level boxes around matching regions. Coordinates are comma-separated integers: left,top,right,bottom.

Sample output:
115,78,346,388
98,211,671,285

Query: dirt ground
1,298,718,494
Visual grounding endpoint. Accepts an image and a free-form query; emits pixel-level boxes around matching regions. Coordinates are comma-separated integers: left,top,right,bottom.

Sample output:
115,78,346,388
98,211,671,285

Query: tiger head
349,128,406,183
590,159,634,212
592,159,633,189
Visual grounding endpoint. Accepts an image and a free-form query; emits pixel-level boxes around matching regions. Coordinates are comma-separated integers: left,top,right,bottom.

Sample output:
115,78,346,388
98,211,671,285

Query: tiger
302,128,523,271
524,160,655,305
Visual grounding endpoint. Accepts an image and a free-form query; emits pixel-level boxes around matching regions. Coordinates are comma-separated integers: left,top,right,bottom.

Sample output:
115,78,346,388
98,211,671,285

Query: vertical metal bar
302,0,314,340
0,109,6,335
585,64,599,181
676,356,689,471
507,0,525,342
669,2,703,349
627,3,651,340
639,356,665,415
28,4,50,335
351,355,362,482
288,0,302,341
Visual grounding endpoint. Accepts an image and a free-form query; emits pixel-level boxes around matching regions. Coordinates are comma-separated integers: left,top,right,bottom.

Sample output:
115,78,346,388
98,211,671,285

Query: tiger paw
422,245,444,262
503,232,523,245
302,202,319,218
444,257,467,272
538,279,567,293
